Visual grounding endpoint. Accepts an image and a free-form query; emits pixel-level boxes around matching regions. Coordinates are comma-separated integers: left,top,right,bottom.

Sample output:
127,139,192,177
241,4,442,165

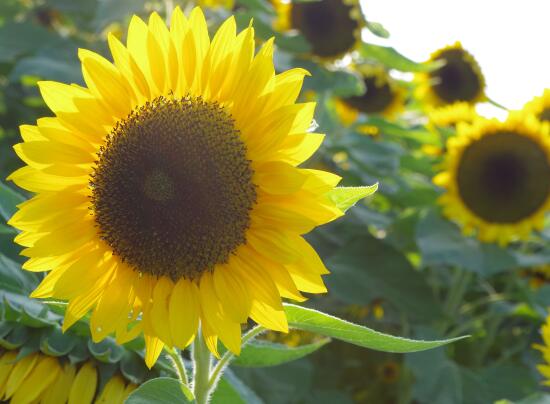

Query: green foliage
126,378,194,403
285,304,463,351
232,338,330,367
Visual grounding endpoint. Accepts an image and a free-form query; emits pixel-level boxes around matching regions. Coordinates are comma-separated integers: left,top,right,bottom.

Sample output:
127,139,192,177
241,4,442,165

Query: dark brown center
91,96,256,280
456,131,550,223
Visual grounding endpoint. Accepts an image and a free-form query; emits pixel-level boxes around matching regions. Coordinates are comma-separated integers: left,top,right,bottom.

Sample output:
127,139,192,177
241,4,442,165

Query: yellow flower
335,66,406,125
434,115,550,245
534,314,550,386
523,89,550,132
416,42,486,107
9,7,344,368
273,0,364,59
0,350,135,403
521,265,550,289
426,102,480,128
197,0,234,9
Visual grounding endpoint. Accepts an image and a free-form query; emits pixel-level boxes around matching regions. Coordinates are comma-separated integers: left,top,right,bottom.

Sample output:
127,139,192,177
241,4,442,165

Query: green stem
487,97,508,110
165,347,189,386
192,327,212,404
208,325,265,392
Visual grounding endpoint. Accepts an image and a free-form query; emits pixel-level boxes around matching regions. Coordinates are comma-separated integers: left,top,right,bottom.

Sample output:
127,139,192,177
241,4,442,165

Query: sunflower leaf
358,43,443,72
0,181,26,222
231,338,330,367
284,304,468,352
125,377,194,403
328,184,378,213
212,370,263,404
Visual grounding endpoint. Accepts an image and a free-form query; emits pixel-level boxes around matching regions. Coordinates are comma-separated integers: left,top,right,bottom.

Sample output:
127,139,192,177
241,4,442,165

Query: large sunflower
9,7,344,367
434,115,550,245
523,89,550,130
273,0,364,59
416,42,486,107
335,65,405,125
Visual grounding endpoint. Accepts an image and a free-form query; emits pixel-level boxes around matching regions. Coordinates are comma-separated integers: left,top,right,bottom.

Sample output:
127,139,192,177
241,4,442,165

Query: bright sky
362,0,550,116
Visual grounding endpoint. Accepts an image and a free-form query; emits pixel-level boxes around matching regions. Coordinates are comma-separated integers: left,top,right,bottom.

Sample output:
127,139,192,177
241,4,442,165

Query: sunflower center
430,48,482,104
456,131,550,223
291,0,358,58
539,108,550,122
342,75,394,114
91,96,256,280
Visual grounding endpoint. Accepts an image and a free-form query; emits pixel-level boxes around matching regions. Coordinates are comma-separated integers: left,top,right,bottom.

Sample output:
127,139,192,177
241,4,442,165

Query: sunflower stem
207,325,265,393
192,327,212,404
165,347,189,386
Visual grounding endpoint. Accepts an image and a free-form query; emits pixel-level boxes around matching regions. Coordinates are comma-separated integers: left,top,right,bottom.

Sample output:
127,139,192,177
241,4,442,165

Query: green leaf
416,209,517,276
0,253,37,295
358,43,442,72
125,377,194,403
212,370,263,404
232,338,330,367
284,304,467,352
327,184,378,213
0,181,26,222
120,350,150,384
326,235,442,322
0,22,59,63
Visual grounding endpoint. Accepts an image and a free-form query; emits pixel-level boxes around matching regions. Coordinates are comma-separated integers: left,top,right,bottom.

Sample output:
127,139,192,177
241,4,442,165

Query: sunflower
416,42,486,107
9,7,344,368
523,89,550,130
273,0,364,59
335,66,405,125
534,314,550,386
0,350,135,403
434,115,550,245
426,102,479,128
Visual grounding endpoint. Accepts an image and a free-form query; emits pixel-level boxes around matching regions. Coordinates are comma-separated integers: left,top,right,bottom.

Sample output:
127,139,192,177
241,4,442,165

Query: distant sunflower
427,102,479,128
273,0,364,59
534,314,550,386
523,89,550,129
0,350,135,403
434,115,550,245
522,265,550,289
335,66,405,125
416,42,486,107
9,8,344,368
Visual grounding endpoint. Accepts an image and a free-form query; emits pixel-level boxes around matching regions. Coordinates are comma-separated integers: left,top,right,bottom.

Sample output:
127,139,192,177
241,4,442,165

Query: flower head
434,115,550,245
9,8,344,367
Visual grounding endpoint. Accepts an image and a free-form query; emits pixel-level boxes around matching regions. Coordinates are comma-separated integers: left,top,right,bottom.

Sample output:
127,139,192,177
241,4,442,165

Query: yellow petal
41,363,76,404
11,356,60,404
4,354,39,399
169,279,200,348
68,362,97,404
144,335,165,369
90,265,136,341
95,374,126,404
150,276,175,347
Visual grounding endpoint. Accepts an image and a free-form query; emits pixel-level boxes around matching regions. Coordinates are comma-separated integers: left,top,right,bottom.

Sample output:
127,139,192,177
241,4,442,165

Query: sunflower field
0,0,549,403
